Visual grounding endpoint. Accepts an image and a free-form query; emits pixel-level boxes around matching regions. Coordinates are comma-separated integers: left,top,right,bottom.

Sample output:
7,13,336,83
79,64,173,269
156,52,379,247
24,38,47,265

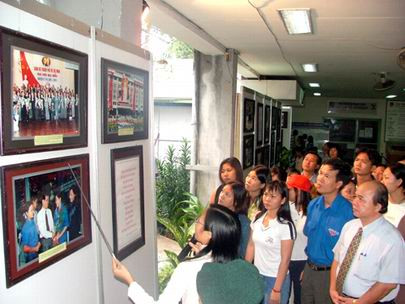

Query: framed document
1,154,91,287
101,58,149,143
0,27,88,155
111,146,145,260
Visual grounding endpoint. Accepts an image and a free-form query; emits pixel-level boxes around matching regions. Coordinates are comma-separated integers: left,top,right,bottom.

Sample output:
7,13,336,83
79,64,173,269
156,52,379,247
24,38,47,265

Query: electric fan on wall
373,72,395,91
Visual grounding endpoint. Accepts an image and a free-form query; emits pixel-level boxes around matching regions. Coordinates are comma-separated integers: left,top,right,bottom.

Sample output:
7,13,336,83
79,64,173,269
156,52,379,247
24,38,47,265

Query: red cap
287,174,312,193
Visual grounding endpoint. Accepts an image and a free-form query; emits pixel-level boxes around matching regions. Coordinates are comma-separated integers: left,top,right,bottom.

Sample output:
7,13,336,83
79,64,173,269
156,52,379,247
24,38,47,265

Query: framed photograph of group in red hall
101,58,149,143
0,27,88,155
1,154,92,287
111,146,145,260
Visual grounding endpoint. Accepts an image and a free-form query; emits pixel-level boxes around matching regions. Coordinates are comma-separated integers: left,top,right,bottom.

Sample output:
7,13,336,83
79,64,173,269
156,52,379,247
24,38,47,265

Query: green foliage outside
167,38,194,59
155,139,204,293
155,139,191,222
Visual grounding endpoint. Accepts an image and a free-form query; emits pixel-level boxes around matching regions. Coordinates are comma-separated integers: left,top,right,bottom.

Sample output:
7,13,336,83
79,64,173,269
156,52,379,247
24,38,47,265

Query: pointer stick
67,163,116,260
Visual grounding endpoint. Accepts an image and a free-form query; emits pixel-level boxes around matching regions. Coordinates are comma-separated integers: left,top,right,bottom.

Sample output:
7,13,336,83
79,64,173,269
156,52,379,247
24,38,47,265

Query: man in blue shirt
301,159,354,304
21,202,41,264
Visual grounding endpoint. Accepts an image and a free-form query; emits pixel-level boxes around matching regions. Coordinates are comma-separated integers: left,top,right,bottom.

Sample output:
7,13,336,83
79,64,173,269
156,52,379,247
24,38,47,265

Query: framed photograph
270,132,276,166
264,105,270,144
243,98,255,133
281,110,288,129
255,147,264,166
263,145,270,168
276,108,282,142
1,154,91,287
271,106,278,131
0,27,88,155
101,58,149,143
111,146,145,260
243,134,254,169
256,103,264,146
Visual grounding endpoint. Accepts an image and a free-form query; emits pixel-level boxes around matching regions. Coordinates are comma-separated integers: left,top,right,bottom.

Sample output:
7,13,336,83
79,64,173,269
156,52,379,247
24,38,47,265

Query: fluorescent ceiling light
309,83,320,88
313,92,321,96
302,63,318,72
386,95,397,99
278,9,312,35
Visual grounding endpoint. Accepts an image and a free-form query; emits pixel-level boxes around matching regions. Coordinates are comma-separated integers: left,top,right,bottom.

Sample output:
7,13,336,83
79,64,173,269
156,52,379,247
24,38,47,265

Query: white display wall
0,2,157,303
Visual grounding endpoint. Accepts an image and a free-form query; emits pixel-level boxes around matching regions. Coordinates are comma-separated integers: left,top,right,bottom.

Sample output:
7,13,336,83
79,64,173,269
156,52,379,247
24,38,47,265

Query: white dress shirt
128,254,212,304
37,208,55,238
333,217,405,301
384,200,405,227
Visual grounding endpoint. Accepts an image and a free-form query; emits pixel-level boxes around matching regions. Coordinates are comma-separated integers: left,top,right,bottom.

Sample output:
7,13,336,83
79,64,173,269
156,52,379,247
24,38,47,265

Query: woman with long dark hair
210,157,244,204
245,165,270,220
217,181,250,258
246,181,296,304
382,163,405,227
112,205,251,304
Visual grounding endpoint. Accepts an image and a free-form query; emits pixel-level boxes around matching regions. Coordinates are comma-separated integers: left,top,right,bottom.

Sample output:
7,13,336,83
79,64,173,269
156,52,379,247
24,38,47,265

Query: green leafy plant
279,147,294,170
157,193,204,293
157,193,204,247
155,139,191,222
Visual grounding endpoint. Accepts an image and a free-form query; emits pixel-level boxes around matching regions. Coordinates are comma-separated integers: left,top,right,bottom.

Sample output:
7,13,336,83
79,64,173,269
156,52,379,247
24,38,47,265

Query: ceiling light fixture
386,95,397,99
313,92,321,96
278,9,313,35
309,83,320,87
302,63,318,72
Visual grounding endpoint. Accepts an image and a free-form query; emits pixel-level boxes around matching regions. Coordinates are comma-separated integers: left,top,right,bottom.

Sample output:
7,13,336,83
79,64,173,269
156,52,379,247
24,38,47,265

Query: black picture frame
255,147,264,166
243,134,254,169
276,108,282,142
1,154,92,287
264,105,270,144
101,58,149,143
263,145,270,168
243,98,255,133
281,111,288,129
111,146,145,260
256,103,264,146
0,27,88,155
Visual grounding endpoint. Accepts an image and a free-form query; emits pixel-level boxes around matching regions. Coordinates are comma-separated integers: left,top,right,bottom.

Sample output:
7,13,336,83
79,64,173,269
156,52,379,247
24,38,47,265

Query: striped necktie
336,227,363,294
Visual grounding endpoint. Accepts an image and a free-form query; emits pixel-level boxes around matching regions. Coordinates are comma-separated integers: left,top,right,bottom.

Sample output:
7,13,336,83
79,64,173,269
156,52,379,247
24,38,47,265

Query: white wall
154,103,192,160
94,38,158,304
0,3,157,303
292,96,387,153
0,3,99,303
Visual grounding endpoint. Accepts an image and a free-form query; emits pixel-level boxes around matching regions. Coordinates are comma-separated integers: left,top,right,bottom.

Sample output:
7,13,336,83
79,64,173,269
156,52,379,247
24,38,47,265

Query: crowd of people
112,148,405,304
12,83,79,132
18,187,82,265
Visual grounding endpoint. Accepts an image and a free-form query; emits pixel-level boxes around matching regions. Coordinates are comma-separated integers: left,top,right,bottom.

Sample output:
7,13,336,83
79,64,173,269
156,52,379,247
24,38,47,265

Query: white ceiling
147,0,405,99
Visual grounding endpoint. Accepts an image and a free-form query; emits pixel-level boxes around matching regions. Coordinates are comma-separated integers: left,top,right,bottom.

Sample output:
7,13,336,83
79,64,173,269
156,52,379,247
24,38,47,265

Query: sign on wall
385,100,405,142
328,101,377,115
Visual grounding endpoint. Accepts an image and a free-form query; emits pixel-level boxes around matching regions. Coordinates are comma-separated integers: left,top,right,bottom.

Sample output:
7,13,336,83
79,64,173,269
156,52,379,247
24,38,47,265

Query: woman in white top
112,205,242,304
246,181,296,304
286,174,312,304
382,163,405,227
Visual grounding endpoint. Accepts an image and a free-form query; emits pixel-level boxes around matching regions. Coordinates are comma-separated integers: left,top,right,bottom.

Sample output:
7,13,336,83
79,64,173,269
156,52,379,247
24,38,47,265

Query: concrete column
195,49,238,204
